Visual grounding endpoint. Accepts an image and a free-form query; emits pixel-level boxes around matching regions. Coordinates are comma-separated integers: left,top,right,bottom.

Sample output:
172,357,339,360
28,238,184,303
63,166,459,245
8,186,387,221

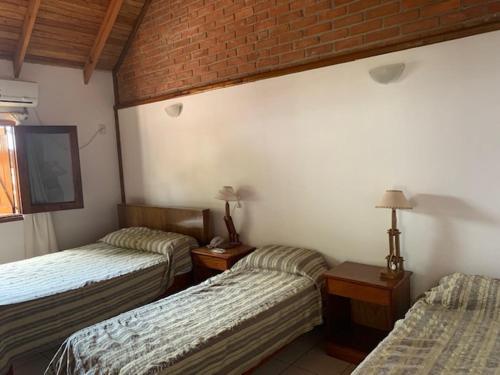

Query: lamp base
380,269,404,280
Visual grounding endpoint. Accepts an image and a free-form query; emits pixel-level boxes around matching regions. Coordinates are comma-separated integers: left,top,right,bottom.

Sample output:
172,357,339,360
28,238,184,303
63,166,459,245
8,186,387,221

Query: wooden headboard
117,204,212,245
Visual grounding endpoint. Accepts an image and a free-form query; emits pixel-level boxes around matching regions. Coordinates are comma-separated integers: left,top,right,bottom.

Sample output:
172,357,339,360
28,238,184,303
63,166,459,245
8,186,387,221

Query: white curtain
23,130,59,257
24,212,59,258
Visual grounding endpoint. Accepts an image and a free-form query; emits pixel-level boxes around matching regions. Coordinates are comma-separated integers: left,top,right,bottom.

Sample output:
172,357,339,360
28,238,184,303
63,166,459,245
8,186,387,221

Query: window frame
0,123,22,222
14,125,84,214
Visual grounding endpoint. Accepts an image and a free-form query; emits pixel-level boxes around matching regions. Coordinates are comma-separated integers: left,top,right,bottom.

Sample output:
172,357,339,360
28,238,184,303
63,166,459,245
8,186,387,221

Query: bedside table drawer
327,279,391,305
192,254,227,271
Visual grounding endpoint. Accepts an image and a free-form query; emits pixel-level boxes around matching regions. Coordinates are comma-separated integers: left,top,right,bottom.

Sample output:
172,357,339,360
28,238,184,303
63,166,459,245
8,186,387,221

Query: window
0,124,83,219
0,125,20,218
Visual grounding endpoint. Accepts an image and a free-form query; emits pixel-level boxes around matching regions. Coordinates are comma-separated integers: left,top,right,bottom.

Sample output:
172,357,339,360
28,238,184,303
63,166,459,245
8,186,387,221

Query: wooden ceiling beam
14,0,42,78
113,0,152,75
83,0,124,84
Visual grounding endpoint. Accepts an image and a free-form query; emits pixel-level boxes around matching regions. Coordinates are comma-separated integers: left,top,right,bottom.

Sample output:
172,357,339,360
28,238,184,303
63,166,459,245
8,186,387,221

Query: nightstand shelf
324,261,412,364
191,244,255,282
328,323,387,362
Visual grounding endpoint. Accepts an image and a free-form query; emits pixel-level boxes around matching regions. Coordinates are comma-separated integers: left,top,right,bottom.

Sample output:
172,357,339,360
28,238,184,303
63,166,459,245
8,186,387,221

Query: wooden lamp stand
216,186,241,249
376,189,412,281
380,208,405,280
223,200,241,247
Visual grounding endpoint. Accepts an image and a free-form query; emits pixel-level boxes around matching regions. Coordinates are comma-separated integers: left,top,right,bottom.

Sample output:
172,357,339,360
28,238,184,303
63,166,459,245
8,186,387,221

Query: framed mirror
14,125,83,213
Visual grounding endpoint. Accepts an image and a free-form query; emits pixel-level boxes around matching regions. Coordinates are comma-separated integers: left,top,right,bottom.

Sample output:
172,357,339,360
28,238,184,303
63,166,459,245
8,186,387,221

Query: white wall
119,31,500,297
0,60,121,263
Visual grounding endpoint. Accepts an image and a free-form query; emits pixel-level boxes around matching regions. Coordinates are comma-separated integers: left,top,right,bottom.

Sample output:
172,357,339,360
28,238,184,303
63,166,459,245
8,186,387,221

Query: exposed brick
236,44,255,55
270,43,293,55
305,0,332,15
277,10,304,23
294,36,320,48
384,9,420,26
290,15,319,30
280,49,305,63
440,5,487,25
401,0,432,9
116,0,500,104
489,1,500,11
318,7,348,21
335,35,363,50
402,17,439,33
351,19,382,35
256,56,280,67
335,13,364,28
290,0,314,10
306,43,334,56
349,0,381,13
238,62,257,74
422,0,460,17
279,30,303,43
364,26,400,42
234,6,254,19
304,22,332,35
366,2,400,19
320,28,350,42
270,4,291,17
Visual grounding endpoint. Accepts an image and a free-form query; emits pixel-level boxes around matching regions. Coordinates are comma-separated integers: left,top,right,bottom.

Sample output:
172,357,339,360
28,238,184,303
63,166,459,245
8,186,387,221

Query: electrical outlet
98,124,106,134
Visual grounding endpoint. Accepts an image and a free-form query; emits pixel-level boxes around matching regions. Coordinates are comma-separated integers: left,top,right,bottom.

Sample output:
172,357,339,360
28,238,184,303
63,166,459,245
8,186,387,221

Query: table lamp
376,190,413,280
215,186,241,247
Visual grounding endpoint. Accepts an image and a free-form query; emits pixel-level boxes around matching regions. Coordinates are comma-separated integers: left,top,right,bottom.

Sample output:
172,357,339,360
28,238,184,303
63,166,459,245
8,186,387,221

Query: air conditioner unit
0,79,38,107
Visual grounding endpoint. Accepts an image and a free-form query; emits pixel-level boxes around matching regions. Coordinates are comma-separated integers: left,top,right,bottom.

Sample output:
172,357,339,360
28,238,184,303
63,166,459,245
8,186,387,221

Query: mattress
0,234,195,375
47,268,323,375
353,273,500,374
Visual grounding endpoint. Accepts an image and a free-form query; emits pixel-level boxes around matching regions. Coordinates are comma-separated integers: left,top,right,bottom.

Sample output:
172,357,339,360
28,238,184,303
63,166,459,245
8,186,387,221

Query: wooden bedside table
324,261,412,364
191,244,255,282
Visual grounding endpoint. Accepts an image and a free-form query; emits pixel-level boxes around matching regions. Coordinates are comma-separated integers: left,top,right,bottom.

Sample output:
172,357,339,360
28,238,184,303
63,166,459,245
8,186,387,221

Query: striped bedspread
0,240,192,375
48,268,324,375
354,273,500,374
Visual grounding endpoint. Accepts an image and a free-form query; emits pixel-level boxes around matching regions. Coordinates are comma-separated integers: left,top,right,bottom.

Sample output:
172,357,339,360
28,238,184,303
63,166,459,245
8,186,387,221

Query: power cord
32,108,105,150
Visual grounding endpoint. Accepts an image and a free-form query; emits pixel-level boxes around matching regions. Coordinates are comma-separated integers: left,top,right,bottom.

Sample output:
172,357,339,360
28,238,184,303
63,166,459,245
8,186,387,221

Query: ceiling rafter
14,0,42,78
113,0,152,75
83,0,125,84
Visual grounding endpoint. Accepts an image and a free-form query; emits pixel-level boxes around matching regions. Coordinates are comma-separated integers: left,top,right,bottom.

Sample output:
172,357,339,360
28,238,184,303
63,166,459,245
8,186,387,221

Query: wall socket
98,124,106,134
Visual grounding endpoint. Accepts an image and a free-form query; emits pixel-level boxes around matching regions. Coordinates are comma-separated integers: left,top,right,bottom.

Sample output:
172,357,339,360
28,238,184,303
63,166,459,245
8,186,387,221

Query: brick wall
116,0,500,106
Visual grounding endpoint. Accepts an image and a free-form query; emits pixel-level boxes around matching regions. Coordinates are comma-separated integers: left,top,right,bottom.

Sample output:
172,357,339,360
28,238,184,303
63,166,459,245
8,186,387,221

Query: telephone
207,236,227,252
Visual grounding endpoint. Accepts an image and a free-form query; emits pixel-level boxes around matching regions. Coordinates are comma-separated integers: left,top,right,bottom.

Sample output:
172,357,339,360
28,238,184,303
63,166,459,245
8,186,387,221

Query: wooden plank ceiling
0,0,146,82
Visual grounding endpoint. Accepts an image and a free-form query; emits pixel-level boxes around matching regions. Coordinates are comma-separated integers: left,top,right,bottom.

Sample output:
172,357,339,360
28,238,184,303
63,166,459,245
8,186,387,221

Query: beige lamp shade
376,190,412,209
215,186,239,202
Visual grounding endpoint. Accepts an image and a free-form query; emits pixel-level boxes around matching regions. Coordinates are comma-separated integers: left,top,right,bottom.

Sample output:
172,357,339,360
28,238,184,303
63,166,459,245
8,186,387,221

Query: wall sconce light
369,63,405,84
165,103,183,118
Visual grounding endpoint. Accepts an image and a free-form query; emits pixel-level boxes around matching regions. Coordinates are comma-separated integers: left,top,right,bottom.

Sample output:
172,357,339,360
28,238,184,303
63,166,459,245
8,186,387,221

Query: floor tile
294,347,351,375
274,327,324,365
342,364,357,374
13,353,50,375
39,346,59,361
252,359,290,375
282,366,315,374
10,327,334,375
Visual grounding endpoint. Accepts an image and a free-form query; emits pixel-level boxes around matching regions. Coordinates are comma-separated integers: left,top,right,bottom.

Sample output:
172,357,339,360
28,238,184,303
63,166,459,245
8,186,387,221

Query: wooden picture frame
14,125,83,214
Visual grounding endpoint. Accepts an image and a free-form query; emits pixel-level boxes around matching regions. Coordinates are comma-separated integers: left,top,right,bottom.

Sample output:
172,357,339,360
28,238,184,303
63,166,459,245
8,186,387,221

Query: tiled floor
12,327,356,375
252,328,356,375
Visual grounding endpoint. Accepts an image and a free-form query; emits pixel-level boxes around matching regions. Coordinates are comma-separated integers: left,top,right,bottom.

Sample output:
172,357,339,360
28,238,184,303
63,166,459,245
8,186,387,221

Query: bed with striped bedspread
353,273,500,374
0,230,196,375
47,245,328,375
